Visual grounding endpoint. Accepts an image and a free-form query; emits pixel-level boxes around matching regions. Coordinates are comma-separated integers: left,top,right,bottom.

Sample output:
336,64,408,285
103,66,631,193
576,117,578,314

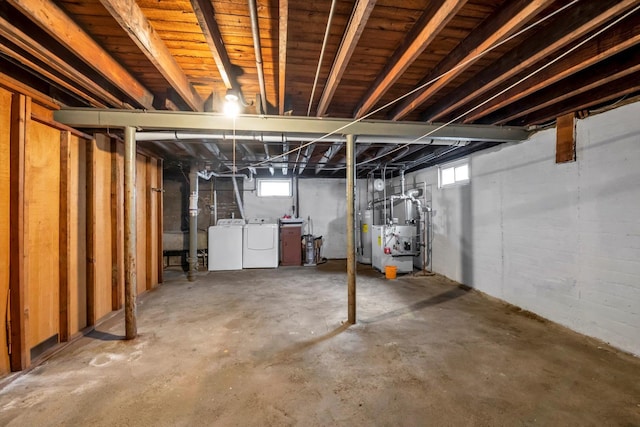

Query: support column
124,126,137,340
187,163,199,281
346,134,356,324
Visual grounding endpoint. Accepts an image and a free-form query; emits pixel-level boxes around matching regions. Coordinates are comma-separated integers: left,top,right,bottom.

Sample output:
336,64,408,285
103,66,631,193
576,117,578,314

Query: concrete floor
0,261,639,426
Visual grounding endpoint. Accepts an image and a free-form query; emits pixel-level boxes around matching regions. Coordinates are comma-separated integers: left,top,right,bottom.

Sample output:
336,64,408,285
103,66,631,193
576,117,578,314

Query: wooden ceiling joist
7,0,155,110
315,0,377,117
0,41,108,108
0,16,131,109
420,0,639,123
485,47,640,125
388,0,555,121
190,0,234,90
353,0,467,119
98,0,204,112
461,12,640,124
515,71,640,126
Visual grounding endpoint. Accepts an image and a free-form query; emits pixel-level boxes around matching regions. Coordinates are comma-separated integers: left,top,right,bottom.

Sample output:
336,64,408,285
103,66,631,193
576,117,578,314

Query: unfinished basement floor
0,261,639,426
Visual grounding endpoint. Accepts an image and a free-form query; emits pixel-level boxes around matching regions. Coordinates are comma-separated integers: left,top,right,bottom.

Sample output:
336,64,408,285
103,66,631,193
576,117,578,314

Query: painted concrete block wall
242,177,295,220
243,177,348,259
405,102,640,356
298,178,347,259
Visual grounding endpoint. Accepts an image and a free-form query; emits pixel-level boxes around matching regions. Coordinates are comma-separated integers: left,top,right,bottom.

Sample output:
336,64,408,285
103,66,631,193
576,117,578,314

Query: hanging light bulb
224,89,240,117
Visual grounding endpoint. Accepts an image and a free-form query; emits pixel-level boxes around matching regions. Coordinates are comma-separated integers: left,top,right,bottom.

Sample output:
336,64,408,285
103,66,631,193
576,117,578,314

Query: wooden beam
0,41,108,109
420,0,638,123
58,131,71,342
8,0,154,110
278,0,288,115
315,0,377,117
0,16,131,109
346,134,355,324
99,0,204,112
190,0,234,90
462,13,640,123
145,158,153,291
556,113,575,164
30,112,91,140
9,93,30,371
86,137,96,326
156,159,164,284
488,47,640,125
0,73,59,110
110,139,123,311
389,0,554,121
507,70,640,126
353,0,466,119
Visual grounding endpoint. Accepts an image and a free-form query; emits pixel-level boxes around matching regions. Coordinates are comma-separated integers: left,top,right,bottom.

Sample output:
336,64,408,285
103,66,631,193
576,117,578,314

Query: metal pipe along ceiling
248,0,268,115
135,132,461,146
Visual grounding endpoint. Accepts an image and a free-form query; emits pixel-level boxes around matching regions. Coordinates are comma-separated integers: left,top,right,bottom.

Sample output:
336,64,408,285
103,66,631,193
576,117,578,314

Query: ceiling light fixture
224,89,240,117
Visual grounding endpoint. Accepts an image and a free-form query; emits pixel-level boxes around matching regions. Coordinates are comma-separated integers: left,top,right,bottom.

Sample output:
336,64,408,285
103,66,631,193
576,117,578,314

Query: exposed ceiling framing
1,0,639,177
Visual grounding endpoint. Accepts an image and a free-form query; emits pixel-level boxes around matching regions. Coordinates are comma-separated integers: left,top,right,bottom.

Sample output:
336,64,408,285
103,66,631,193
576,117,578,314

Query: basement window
257,179,292,197
439,160,469,188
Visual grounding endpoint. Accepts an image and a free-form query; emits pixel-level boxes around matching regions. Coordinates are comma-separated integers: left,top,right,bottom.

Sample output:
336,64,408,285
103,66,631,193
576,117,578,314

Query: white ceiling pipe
135,131,461,145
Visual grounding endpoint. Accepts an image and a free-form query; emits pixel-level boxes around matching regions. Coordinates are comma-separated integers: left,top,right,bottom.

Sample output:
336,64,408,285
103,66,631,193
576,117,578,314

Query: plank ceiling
1,0,639,177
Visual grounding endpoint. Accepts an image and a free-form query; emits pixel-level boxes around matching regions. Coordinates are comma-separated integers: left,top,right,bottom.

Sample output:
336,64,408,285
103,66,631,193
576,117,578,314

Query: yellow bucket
385,265,397,279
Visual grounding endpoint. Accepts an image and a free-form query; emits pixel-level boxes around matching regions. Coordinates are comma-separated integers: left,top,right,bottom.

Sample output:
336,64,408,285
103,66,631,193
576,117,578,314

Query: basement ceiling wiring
244,0,582,172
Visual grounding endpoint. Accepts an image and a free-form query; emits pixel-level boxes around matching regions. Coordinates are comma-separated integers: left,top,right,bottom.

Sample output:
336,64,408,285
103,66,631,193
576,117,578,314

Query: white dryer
243,218,279,269
208,218,245,271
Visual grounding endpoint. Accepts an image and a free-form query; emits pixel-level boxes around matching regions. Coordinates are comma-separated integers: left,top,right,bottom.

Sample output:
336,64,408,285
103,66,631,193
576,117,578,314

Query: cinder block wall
405,101,640,356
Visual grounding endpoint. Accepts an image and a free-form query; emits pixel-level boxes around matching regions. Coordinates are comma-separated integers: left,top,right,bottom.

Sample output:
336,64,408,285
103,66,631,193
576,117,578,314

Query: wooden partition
0,88,12,375
26,119,61,359
1,80,163,375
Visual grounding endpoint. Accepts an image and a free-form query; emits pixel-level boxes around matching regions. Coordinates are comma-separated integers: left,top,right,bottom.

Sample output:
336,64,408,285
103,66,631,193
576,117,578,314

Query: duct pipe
231,176,246,221
249,0,268,115
198,170,252,180
123,126,137,339
135,131,459,145
346,134,356,324
187,163,199,282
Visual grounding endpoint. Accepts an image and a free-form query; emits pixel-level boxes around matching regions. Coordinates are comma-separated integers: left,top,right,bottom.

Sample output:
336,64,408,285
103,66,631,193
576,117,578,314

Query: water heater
358,209,373,264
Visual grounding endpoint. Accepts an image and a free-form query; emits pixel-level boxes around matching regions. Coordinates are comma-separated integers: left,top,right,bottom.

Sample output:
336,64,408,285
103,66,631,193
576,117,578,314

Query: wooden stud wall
26,120,60,354
0,79,163,374
0,87,12,375
68,134,88,335
111,141,124,311
136,154,147,295
146,158,159,290
9,93,29,371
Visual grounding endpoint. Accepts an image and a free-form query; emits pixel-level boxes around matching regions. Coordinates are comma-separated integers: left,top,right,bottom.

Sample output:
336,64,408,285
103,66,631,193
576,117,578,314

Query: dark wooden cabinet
280,225,302,266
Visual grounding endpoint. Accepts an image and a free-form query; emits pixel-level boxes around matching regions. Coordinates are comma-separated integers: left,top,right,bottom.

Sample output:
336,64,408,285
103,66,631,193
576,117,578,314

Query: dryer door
246,225,276,250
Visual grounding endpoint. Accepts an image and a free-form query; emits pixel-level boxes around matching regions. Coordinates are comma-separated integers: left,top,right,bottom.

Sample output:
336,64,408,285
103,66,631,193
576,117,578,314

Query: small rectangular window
257,179,292,197
439,160,469,188
455,164,469,181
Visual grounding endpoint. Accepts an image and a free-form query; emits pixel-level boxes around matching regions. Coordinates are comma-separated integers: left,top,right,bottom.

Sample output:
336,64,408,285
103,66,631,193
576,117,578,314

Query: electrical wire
241,0,621,172
356,3,640,168
307,0,338,117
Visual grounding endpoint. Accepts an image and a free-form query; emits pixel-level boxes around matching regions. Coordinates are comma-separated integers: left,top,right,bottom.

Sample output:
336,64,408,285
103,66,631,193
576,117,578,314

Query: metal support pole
187,163,199,281
346,134,356,324
124,126,137,340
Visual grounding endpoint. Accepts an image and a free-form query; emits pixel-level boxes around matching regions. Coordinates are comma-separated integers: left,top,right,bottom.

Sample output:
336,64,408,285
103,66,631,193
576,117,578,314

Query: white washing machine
243,218,279,269
208,218,245,271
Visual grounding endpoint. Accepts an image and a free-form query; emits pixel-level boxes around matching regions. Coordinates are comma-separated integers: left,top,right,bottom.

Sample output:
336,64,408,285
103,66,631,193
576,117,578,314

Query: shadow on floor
269,323,350,364
361,286,469,324
87,330,126,341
